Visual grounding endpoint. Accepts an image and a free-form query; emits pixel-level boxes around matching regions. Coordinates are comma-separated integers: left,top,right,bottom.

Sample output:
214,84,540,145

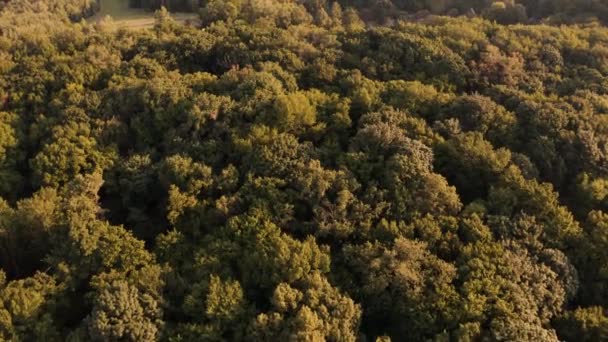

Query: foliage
1,0,608,340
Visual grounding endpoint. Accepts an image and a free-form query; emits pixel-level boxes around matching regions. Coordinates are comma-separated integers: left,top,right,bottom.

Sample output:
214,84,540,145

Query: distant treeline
0,0,98,20
3,0,608,24
347,0,608,24
0,0,211,17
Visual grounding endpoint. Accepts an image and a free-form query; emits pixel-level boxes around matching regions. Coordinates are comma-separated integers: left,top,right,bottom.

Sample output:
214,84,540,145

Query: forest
2,0,608,341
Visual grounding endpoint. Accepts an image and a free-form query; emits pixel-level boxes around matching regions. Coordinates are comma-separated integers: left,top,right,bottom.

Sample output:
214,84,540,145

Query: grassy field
90,0,199,29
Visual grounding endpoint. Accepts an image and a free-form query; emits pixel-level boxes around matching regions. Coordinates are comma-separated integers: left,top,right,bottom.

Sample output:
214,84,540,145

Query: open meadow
89,0,199,29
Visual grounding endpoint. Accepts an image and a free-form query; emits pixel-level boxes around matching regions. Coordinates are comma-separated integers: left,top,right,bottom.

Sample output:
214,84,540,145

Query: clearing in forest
89,0,199,29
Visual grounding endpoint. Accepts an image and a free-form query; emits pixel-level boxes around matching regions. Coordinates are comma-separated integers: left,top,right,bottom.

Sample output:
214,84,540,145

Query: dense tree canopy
2,0,608,341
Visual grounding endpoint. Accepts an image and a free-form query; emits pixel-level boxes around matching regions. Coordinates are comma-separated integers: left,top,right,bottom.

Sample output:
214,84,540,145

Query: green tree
86,277,162,341
342,238,459,340
248,272,361,341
